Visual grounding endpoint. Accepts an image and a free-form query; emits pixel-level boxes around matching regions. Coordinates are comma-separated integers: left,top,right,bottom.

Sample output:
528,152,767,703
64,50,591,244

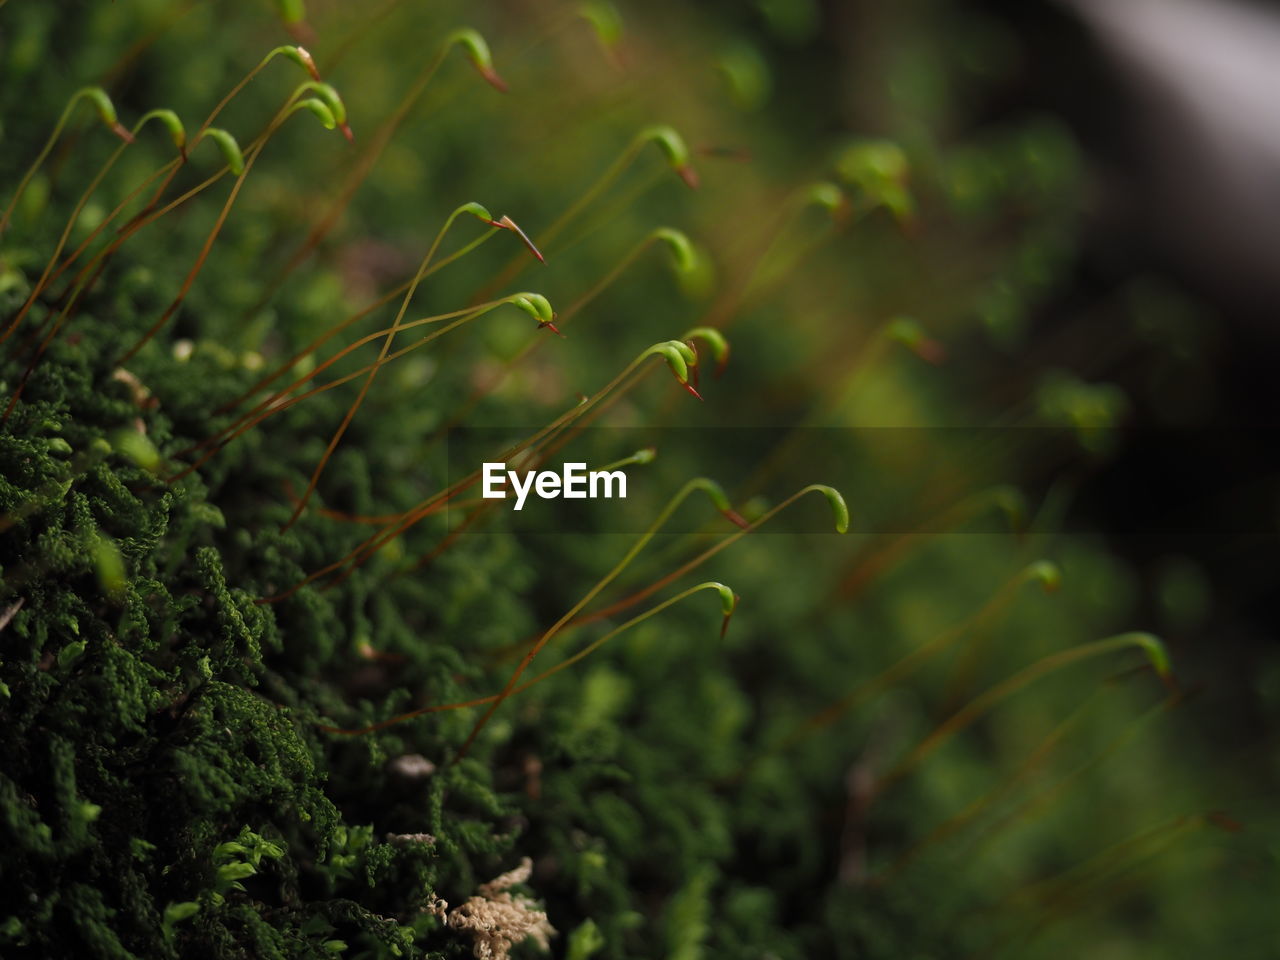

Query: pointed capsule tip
677,164,700,189
297,47,321,82
497,215,545,262
479,66,509,93
112,122,135,144
680,380,704,401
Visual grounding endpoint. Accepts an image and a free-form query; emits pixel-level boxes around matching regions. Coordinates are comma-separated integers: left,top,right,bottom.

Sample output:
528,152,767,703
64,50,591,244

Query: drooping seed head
459,204,544,261
289,45,320,80
804,181,845,213
651,227,698,274
703,581,739,638
798,181,851,226
641,340,704,398
597,447,658,473
292,81,353,141
459,201,495,222
71,87,133,143
494,215,545,262
1129,632,1172,680
987,485,1027,534
289,98,337,131
804,484,849,533
687,478,748,528
446,28,508,92
510,292,556,327
1023,560,1062,593
635,125,699,188
680,326,730,378
691,477,732,514
837,139,909,186
193,128,245,175
133,109,186,152
260,44,321,80
579,1,624,51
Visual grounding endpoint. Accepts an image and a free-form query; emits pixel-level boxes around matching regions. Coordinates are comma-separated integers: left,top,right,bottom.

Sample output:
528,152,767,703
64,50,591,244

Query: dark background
689,0,1280,743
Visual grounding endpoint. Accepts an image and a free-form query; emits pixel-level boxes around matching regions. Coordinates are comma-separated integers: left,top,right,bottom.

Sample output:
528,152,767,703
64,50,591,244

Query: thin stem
989,813,1207,955
42,159,179,295
472,126,697,302
443,226,687,434
264,354,671,602
170,299,520,480
783,562,1059,750
452,478,758,761
7,110,193,354
243,29,506,319
0,88,132,345
0,87,130,238
281,204,537,530
17,48,313,356
319,582,734,735
963,696,1177,868
9,141,128,332
830,485,1027,604
543,484,847,649
114,97,318,366
878,688,1105,882
218,228,499,416
869,633,1171,805
696,180,847,334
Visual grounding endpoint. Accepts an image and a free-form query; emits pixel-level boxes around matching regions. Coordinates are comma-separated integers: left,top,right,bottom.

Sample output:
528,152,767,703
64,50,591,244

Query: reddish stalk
169,300,521,481
281,206,542,531
239,29,509,323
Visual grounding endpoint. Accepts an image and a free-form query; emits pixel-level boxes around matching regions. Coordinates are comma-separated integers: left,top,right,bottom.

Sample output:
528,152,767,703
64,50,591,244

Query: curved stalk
319,581,736,735
452,478,769,760
242,28,508,318
260,337,723,603
171,295,550,482
869,632,1172,805
0,87,130,238
282,204,544,530
473,125,698,301
114,86,350,367
444,226,699,431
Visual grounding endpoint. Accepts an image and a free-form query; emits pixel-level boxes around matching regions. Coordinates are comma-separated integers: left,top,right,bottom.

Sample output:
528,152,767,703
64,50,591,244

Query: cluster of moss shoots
0,5,1201,959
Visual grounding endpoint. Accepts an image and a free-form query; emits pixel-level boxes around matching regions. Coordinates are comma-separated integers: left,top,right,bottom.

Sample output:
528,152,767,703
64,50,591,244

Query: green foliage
0,2,1265,959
